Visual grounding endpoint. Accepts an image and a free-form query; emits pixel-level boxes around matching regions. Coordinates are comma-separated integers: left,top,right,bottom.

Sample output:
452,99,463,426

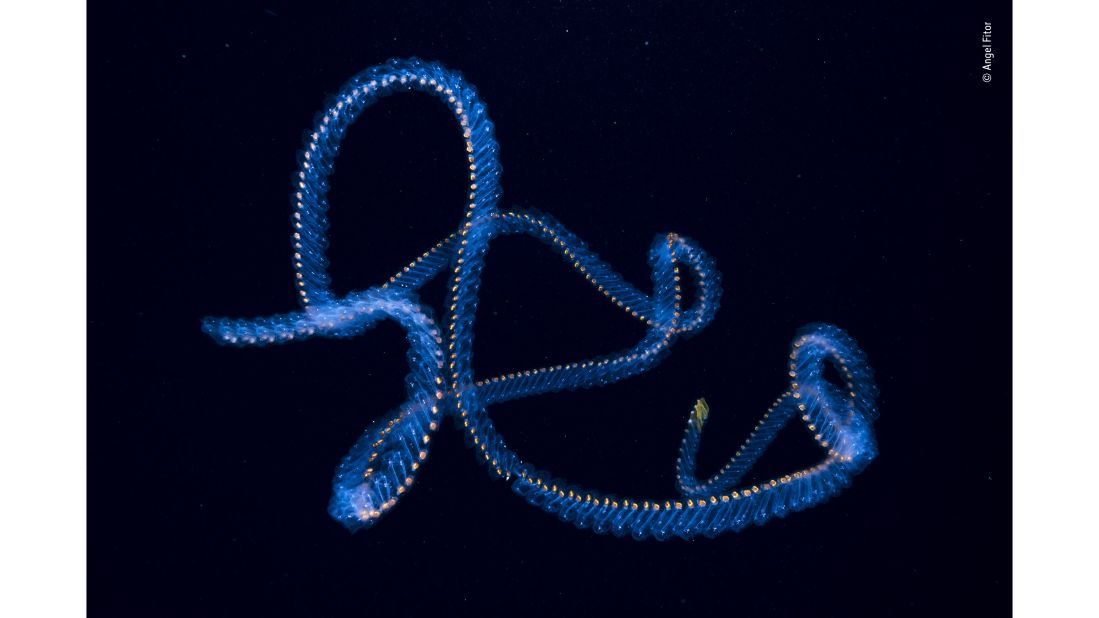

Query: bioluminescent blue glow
203,58,879,540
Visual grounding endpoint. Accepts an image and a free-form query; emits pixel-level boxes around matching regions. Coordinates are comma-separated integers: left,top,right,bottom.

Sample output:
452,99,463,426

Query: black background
91,1,1010,615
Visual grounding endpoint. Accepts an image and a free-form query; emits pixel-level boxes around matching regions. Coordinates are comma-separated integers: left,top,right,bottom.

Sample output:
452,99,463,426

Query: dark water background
90,1,1010,615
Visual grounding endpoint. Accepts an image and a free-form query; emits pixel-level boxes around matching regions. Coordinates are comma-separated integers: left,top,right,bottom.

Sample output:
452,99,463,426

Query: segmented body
203,58,879,540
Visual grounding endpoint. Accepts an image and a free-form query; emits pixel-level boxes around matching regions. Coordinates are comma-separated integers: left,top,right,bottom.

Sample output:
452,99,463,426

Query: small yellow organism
692,397,710,429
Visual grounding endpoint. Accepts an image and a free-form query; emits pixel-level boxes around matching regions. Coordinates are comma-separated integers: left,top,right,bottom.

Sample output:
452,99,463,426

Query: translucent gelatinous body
203,58,879,540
